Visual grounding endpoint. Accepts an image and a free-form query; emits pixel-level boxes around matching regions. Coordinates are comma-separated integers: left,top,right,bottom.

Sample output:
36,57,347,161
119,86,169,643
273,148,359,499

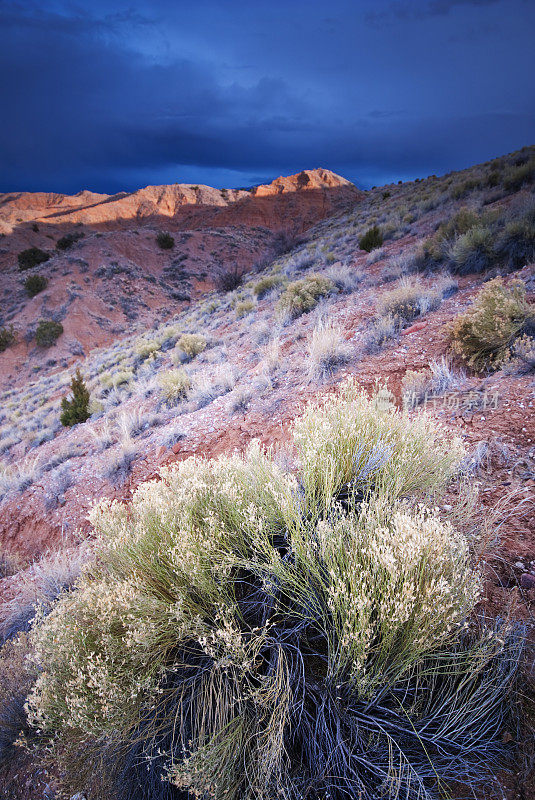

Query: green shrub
35,320,63,347
496,203,535,269
423,207,480,262
18,247,50,271
24,274,48,297
0,326,15,352
235,299,255,318
177,333,206,359
359,225,383,252
158,369,191,403
450,177,480,199
156,232,175,250
56,231,84,250
450,278,534,370
26,379,521,800
60,369,90,427
276,274,334,318
449,225,496,274
503,157,535,192
253,275,283,298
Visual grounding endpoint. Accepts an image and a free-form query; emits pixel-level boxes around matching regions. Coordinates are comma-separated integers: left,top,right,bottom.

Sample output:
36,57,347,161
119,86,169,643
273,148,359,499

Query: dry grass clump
158,369,191,404
376,277,442,324
235,299,255,318
363,313,401,353
134,338,161,361
0,457,41,504
276,274,334,318
176,333,206,359
306,318,351,380
402,357,461,406
102,437,137,484
24,378,523,800
253,275,283,298
325,263,364,293
188,365,236,408
450,278,534,371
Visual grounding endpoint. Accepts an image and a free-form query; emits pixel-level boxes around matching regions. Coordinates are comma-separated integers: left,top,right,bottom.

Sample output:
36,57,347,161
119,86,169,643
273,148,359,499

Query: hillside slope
0,146,534,799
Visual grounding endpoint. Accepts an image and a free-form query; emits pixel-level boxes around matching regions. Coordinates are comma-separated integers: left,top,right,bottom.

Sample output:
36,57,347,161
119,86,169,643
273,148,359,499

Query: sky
1,0,534,193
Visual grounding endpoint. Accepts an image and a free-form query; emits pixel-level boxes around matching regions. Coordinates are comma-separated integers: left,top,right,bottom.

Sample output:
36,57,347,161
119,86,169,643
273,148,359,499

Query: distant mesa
0,169,360,233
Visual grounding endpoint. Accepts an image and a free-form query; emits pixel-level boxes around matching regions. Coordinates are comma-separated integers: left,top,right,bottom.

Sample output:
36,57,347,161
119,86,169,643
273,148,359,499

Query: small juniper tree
359,225,383,252
60,369,90,427
156,231,174,250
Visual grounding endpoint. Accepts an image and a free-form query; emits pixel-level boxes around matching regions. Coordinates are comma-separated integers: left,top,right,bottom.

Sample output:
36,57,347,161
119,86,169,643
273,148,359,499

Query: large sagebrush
26,380,521,800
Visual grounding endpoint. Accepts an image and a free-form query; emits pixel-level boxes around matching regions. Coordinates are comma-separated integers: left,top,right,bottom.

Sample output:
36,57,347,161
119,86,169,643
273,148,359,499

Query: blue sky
1,0,533,192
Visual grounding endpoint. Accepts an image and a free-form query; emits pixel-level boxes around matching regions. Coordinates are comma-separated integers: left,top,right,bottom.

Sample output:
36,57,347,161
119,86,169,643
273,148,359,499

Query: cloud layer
1,0,533,192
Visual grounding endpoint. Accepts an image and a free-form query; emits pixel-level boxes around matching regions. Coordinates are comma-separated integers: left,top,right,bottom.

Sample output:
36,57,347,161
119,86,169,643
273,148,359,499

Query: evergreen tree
60,369,90,427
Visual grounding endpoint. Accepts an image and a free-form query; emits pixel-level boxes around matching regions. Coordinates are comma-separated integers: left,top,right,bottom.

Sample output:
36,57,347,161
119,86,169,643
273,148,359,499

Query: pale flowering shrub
25,381,520,800
293,376,465,513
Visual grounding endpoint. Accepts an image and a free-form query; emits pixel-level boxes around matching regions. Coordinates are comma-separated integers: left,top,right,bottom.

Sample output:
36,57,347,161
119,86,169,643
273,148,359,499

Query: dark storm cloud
366,0,504,24
0,0,533,192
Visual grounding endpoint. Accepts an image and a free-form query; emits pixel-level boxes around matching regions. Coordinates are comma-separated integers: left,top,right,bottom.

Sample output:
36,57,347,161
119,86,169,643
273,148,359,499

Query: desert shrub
501,334,535,375
253,275,283,298
60,369,90,427
450,278,534,370
0,326,15,353
503,157,535,192
215,265,244,291
423,207,480,262
449,225,496,274
363,313,401,353
377,278,442,324
359,225,383,252
176,333,206,359
276,274,334,318
102,438,137,484
325,263,364,293
35,320,63,347
189,365,236,409
100,370,134,391
135,339,161,361
158,369,191,404
307,318,351,379
26,380,522,800
365,246,385,265
56,231,84,250
235,300,255,318
24,273,48,297
450,177,480,199
17,247,50,271
496,202,535,269
156,232,175,250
